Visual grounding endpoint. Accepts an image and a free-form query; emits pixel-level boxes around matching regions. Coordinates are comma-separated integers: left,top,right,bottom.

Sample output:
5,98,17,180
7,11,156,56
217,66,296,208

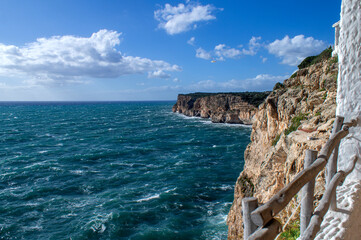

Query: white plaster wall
336,0,361,180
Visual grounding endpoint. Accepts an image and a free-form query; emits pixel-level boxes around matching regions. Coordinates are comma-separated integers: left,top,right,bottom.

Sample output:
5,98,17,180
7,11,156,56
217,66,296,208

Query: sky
0,0,341,101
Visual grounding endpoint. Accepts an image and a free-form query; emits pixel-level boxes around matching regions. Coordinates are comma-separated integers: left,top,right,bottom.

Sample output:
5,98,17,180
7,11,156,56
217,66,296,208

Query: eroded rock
227,58,338,239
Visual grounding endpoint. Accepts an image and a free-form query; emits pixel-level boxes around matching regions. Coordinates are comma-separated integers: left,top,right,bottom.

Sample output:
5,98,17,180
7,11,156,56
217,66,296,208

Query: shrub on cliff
298,47,333,69
273,82,285,91
284,113,306,135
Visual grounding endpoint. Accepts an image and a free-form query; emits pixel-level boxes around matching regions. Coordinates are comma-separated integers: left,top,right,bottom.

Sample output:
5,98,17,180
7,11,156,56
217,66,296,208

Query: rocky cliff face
172,92,270,124
227,58,338,239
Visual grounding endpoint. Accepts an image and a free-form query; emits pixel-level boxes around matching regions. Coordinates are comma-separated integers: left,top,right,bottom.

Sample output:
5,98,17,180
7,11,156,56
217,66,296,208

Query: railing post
326,116,344,210
300,149,318,236
242,197,259,239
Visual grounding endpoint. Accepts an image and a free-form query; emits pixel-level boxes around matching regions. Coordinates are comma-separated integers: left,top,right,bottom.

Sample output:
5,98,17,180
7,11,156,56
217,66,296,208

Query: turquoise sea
0,102,251,240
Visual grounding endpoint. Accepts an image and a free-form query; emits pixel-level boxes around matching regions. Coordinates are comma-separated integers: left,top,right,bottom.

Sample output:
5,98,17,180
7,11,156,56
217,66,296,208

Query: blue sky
0,0,341,101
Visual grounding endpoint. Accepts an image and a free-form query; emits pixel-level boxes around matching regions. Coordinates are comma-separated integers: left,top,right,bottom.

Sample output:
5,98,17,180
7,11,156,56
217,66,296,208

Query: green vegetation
330,56,338,64
315,112,321,116
273,82,285,91
322,92,327,100
238,175,255,197
297,47,333,69
290,72,298,78
182,91,271,107
298,56,317,69
272,134,281,146
278,220,300,240
284,113,307,135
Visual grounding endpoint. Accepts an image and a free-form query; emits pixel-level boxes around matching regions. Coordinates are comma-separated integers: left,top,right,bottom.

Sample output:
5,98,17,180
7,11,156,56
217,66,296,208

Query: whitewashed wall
336,0,361,180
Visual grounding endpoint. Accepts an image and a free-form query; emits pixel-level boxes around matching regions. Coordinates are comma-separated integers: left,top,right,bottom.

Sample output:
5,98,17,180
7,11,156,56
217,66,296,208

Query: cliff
227,56,338,239
172,92,270,124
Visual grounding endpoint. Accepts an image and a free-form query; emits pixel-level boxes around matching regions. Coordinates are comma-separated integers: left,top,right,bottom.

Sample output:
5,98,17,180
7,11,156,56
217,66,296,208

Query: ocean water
0,102,251,240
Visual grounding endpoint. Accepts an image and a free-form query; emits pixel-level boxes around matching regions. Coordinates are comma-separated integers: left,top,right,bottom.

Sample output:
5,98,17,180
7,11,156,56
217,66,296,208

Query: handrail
250,128,349,227
242,116,359,240
300,155,358,239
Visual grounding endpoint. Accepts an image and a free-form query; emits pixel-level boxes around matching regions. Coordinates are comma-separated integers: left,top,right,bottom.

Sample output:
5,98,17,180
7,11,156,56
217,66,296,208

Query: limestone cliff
227,57,338,239
172,92,270,124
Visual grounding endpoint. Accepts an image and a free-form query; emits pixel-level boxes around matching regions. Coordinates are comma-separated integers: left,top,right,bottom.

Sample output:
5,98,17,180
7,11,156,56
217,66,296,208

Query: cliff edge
227,55,338,239
172,92,270,124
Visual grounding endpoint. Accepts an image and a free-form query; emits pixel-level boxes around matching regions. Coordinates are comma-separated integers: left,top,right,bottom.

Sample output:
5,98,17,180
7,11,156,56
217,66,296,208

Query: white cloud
187,36,195,46
241,36,261,56
190,79,216,90
154,2,217,35
0,29,181,85
214,44,242,60
196,44,242,61
220,74,288,90
267,35,326,66
195,36,262,61
188,74,288,92
196,47,212,60
173,77,180,83
148,70,171,79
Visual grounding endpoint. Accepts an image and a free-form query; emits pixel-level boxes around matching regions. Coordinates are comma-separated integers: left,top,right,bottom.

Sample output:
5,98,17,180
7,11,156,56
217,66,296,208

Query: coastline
172,92,270,125
173,111,253,128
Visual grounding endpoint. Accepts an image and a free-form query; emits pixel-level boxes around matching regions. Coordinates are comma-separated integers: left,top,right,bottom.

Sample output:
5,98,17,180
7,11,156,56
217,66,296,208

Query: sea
0,101,251,240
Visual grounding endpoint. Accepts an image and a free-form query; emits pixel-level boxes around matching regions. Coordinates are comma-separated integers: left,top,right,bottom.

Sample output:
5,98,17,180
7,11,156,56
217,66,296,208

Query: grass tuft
278,220,300,240
285,113,306,135
272,134,281,146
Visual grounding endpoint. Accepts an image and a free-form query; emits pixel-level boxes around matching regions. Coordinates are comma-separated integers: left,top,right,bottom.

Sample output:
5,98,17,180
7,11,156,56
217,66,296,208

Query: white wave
60,213,78,218
175,112,253,128
24,202,40,207
136,187,176,203
24,162,47,169
164,187,177,193
91,223,106,233
88,212,113,234
175,160,190,166
211,184,233,191
50,167,62,172
202,121,252,128
70,170,85,175
174,112,210,121
136,193,160,202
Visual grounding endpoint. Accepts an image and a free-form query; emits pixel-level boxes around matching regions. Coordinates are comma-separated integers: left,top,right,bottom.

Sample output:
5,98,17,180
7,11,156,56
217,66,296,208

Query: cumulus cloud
196,47,212,60
187,36,195,46
195,36,262,61
267,35,326,66
148,70,171,79
0,29,181,85
189,74,288,92
241,36,261,56
214,44,242,60
154,2,218,35
195,44,242,61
